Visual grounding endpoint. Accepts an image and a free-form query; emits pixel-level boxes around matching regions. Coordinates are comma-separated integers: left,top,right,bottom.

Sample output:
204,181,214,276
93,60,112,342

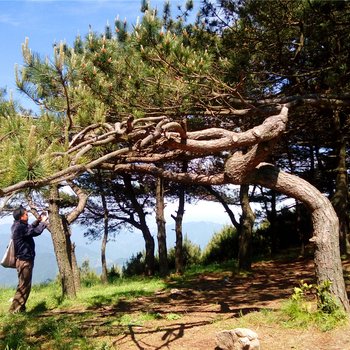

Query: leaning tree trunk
205,185,240,229
156,176,168,276
238,184,255,271
231,163,350,312
48,185,78,298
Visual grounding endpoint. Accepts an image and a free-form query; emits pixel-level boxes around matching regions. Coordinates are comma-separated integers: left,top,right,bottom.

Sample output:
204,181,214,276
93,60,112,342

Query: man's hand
40,215,48,222
40,212,48,222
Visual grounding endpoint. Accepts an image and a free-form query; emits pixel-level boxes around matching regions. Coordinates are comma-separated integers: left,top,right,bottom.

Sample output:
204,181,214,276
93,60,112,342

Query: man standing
9,206,48,313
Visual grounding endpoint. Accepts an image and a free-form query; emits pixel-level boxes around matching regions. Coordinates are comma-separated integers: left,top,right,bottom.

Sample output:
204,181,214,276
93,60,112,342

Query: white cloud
164,200,239,225
0,14,20,26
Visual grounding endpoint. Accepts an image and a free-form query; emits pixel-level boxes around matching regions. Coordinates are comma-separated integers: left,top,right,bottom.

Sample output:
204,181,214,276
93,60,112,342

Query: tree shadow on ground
28,257,350,350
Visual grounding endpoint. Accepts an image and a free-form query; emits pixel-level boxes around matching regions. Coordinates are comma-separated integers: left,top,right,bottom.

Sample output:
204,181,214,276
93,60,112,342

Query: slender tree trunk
156,177,168,276
71,242,81,292
295,201,305,256
101,210,109,283
123,175,155,275
172,185,185,275
98,172,109,283
141,224,155,276
238,184,255,271
48,185,77,298
331,110,349,255
286,144,305,255
205,185,240,229
172,162,188,275
233,163,350,312
269,190,278,255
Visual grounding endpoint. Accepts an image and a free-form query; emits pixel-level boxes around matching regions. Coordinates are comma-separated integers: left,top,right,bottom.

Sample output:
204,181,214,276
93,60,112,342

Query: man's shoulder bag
1,239,16,268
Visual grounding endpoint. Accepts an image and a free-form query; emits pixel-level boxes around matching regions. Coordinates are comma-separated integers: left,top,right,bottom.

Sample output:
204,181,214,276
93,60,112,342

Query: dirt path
103,258,350,350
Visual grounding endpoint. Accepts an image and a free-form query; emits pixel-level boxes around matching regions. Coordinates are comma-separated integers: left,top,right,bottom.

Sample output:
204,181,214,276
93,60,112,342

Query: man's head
13,206,28,222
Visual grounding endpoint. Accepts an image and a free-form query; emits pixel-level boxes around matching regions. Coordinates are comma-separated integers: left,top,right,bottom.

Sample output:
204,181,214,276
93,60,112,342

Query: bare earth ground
46,258,350,349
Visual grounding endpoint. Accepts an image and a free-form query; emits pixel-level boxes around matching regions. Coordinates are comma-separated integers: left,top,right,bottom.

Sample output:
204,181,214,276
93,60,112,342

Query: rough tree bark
48,185,77,298
156,176,168,276
229,163,350,312
172,185,185,275
70,242,81,292
238,184,255,271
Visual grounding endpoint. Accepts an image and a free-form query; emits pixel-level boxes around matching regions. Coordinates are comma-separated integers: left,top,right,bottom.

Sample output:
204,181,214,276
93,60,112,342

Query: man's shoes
9,305,26,314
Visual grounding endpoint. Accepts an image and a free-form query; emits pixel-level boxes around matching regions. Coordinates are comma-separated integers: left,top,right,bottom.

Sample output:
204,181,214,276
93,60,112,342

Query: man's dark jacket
11,220,47,262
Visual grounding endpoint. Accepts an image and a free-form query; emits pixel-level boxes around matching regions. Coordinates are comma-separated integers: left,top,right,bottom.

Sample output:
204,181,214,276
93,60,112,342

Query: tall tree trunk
172,162,188,275
238,184,255,271
70,242,81,292
295,201,305,256
48,185,77,298
172,184,185,275
101,207,109,283
141,223,155,276
235,163,350,312
123,175,155,275
61,217,80,291
97,171,109,284
331,110,349,255
269,190,278,255
156,176,168,276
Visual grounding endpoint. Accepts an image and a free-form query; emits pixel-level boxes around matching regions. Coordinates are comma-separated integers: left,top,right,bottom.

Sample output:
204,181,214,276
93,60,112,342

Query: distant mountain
0,221,225,287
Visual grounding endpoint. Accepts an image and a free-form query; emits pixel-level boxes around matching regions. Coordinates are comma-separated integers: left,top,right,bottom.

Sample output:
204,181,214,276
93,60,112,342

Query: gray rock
215,328,260,350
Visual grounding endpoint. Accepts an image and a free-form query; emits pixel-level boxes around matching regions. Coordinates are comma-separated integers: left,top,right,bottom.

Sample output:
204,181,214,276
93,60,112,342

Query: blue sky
0,0,200,108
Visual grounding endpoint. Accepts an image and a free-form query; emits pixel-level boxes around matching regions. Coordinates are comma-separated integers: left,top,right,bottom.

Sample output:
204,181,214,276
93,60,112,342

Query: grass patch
281,299,347,331
166,260,238,287
0,264,348,349
0,277,166,349
118,312,162,326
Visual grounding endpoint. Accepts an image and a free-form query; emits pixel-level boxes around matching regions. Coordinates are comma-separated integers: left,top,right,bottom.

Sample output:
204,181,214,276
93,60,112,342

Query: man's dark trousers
9,259,33,313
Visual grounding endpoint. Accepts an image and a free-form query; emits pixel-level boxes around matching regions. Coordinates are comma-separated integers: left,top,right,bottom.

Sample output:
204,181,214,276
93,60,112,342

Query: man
9,206,48,313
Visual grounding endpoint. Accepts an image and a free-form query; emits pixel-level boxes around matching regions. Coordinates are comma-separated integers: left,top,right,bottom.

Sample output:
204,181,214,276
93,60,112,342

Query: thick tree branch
66,181,89,224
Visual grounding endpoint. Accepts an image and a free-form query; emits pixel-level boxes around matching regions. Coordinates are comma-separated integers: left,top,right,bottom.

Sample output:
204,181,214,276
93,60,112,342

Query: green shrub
107,264,121,282
122,252,145,277
123,237,201,276
168,235,201,269
201,225,238,265
80,260,100,287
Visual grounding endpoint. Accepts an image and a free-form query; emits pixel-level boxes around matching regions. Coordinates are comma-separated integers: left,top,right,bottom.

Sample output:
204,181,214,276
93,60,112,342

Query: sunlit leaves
73,6,224,120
